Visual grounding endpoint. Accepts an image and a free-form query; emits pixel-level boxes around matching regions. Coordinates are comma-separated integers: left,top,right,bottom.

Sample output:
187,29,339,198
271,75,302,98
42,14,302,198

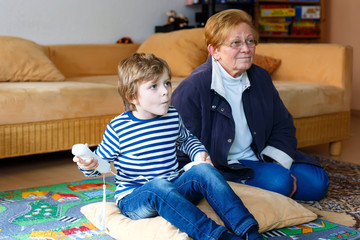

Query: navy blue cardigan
171,58,320,180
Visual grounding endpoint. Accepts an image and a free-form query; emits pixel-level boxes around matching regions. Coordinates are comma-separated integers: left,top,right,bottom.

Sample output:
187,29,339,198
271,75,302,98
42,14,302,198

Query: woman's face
211,23,256,78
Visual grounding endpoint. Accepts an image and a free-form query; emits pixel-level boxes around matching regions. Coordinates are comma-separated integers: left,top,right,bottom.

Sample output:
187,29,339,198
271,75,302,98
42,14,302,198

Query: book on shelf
259,18,291,33
260,31,289,36
259,17,292,23
291,29,320,36
258,3,321,38
260,23,290,33
260,4,291,9
261,8,296,17
291,18,320,36
294,5,321,19
293,18,319,27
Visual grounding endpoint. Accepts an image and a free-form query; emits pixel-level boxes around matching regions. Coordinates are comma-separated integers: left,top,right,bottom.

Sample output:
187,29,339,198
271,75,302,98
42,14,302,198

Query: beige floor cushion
81,182,317,240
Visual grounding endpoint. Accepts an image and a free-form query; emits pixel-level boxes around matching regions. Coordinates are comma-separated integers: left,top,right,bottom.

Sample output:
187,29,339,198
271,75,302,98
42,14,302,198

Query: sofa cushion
0,76,122,125
256,44,351,89
0,36,65,82
47,44,141,78
0,76,345,125
253,54,281,74
136,28,208,78
67,75,119,85
275,81,345,118
81,182,316,240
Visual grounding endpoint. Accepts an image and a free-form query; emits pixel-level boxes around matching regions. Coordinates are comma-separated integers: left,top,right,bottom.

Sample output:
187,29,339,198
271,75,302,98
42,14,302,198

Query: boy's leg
118,178,227,240
173,163,260,238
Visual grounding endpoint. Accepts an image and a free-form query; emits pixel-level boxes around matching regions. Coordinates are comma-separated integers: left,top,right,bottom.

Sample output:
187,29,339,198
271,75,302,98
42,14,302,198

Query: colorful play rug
262,220,360,239
0,176,116,239
0,157,359,240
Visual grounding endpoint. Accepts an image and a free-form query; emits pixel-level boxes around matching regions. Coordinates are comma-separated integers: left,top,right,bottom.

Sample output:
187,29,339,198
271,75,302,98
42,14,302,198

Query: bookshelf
187,0,325,43
254,0,325,43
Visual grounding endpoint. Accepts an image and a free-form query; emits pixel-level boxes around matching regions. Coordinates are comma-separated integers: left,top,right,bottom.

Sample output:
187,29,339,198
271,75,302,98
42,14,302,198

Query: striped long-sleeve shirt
81,106,206,204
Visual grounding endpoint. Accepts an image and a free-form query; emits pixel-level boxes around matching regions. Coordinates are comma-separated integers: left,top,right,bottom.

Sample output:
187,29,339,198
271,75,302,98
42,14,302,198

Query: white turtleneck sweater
214,59,258,164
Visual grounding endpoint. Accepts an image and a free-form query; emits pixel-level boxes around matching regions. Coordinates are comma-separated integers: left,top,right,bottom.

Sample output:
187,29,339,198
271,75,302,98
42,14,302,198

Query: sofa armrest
256,43,353,110
46,43,140,77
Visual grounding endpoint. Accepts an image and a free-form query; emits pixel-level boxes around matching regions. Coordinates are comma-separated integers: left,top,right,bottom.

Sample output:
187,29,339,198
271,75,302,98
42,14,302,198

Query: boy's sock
244,225,264,240
218,231,242,240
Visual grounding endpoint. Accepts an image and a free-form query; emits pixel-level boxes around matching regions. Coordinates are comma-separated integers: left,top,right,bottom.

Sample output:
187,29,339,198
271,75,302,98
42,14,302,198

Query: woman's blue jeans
118,163,258,240
239,160,329,201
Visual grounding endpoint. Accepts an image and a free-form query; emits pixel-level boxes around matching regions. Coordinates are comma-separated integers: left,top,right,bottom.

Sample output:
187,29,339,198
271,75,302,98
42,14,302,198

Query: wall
326,0,360,111
0,0,200,44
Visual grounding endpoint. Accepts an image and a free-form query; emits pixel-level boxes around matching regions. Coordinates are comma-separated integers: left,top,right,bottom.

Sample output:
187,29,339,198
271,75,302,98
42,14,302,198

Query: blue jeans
239,160,329,201
118,163,258,240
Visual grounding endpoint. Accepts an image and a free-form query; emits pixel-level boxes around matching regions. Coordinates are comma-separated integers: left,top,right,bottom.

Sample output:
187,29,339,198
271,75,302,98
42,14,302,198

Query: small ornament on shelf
155,10,192,33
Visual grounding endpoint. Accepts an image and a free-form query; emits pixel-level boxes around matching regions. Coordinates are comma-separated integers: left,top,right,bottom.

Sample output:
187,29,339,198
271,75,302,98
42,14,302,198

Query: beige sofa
0,28,352,159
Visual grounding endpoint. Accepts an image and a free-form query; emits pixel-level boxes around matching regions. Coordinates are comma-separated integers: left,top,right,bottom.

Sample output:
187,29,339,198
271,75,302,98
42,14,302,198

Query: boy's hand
73,155,99,171
199,151,214,166
72,143,99,171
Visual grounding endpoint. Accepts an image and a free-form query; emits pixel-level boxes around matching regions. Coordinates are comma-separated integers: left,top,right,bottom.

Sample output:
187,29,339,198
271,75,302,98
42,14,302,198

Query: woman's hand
72,143,99,171
289,174,297,198
270,159,297,198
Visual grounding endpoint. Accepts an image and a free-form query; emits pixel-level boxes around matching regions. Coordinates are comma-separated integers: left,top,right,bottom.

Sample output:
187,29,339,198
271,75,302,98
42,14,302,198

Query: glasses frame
222,39,258,49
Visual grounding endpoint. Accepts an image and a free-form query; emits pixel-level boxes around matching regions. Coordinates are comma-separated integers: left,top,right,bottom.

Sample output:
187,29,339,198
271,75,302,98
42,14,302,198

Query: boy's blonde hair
118,53,171,111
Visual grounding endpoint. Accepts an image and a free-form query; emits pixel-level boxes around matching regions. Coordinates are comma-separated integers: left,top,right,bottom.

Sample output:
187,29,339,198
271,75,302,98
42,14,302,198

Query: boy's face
131,72,172,119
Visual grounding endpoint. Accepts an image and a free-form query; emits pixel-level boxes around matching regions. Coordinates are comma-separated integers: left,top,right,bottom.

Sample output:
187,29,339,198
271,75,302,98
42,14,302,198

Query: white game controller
72,144,111,174
182,154,210,171
183,161,204,171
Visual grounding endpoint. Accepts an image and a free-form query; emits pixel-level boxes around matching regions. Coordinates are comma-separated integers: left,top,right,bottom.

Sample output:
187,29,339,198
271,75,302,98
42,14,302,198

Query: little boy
73,53,263,240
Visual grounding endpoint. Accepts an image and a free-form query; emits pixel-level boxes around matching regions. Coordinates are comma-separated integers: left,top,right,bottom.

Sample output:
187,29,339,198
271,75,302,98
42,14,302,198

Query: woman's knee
291,164,329,201
245,163,294,196
262,172,294,196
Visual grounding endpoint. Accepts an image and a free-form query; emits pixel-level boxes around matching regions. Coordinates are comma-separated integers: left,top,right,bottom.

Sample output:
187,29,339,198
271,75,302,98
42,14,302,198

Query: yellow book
261,8,296,17
259,22,291,32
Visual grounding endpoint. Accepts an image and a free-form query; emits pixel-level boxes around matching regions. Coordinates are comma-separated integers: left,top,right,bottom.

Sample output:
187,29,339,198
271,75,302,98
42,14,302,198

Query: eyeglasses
223,39,258,49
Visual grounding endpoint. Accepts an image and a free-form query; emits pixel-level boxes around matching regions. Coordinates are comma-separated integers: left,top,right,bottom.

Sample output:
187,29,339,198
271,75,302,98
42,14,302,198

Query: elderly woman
171,9,329,201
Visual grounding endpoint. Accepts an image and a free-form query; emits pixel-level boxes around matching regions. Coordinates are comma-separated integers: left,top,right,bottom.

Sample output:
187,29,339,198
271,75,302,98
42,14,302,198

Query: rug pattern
0,177,116,239
300,157,360,230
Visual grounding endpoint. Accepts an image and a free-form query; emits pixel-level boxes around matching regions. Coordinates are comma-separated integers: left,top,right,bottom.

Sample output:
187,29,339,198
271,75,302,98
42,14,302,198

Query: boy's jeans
118,163,258,240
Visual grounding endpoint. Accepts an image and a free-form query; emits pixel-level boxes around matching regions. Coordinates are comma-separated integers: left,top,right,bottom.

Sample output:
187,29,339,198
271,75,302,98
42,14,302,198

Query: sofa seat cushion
66,75,118,85
0,76,345,125
275,81,346,118
0,76,122,125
